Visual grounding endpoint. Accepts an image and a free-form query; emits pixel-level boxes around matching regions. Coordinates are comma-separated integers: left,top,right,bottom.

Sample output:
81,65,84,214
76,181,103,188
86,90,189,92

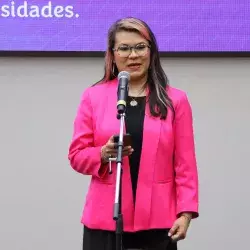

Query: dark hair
94,17,174,120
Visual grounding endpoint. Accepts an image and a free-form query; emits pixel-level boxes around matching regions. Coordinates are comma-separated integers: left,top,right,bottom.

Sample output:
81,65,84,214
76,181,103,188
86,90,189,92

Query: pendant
130,99,138,106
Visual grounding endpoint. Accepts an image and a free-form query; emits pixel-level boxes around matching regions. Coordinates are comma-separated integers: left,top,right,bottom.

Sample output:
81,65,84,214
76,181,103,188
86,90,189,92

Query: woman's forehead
114,31,148,45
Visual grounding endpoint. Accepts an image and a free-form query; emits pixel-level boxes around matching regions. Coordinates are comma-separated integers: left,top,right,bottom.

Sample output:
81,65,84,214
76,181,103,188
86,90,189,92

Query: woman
68,17,199,250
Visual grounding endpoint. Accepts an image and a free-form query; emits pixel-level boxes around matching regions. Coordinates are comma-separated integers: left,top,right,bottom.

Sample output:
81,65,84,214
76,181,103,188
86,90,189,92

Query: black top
125,96,146,203
83,96,176,250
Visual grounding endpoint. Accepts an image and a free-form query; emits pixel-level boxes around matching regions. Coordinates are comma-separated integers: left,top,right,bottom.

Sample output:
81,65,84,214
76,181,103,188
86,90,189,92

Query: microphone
117,71,130,115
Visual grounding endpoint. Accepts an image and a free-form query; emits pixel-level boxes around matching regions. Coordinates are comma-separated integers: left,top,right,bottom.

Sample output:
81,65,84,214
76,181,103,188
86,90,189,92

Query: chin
129,71,143,79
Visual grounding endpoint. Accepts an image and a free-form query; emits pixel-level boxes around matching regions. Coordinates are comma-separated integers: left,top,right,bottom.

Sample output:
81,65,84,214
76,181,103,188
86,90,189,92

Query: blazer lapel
134,101,162,229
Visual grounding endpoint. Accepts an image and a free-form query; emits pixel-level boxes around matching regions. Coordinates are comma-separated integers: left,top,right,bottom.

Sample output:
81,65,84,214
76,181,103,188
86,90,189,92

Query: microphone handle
117,79,128,114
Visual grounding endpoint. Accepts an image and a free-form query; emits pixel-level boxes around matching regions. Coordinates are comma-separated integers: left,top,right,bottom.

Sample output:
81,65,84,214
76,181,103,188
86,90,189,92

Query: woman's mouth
127,63,141,70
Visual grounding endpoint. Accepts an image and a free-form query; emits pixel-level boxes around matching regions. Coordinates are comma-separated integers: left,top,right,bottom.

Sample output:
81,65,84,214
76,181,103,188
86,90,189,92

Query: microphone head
118,71,130,81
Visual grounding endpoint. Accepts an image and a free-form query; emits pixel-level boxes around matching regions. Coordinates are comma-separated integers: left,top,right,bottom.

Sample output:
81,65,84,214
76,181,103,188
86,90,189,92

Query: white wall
0,57,250,250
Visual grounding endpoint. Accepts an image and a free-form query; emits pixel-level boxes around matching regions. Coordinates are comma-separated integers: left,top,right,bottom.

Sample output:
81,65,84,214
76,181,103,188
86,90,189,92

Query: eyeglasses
113,43,150,58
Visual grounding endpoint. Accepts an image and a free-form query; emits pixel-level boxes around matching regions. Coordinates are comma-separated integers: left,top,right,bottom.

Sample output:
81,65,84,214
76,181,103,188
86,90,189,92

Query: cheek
143,57,150,71
114,56,126,71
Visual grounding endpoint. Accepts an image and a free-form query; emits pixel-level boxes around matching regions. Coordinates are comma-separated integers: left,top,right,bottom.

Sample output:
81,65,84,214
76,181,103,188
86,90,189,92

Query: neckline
128,95,146,98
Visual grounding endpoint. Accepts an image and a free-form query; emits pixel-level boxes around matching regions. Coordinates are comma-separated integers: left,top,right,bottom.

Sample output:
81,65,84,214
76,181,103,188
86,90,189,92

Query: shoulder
81,78,117,99
167,85,187,100
78,78,117,109
167,85,193,116
167,85,191,107
85,79,116,94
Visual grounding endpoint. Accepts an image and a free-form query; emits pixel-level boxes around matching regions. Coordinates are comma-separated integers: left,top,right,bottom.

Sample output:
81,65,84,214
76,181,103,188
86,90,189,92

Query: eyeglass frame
112,43,151,57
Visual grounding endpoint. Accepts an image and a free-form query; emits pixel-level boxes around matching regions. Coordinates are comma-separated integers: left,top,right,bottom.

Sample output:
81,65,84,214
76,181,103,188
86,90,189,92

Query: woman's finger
105,145,133,158
123,149,133,155
168,222,178,238
171,230,186,242
106,142,117,149
105,149,117,155
106,150,133,157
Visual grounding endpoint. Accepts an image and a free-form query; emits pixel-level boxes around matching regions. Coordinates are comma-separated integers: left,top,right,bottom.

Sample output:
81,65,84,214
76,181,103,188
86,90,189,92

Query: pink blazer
68,79,199,232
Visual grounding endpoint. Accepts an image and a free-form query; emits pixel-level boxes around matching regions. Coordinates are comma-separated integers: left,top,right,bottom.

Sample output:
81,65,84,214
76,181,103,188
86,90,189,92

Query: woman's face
113,31,151,82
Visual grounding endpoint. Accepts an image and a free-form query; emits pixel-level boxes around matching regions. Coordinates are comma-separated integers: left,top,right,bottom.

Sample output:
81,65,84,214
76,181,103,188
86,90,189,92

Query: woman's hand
168,213,192,242
101,136,134,163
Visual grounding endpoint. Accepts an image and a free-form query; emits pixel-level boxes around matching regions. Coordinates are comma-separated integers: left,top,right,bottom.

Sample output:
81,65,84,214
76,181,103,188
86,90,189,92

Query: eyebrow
118,42,148,46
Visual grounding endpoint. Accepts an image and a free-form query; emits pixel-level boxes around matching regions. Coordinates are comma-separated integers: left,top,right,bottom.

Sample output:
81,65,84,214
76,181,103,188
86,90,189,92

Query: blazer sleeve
68,88,108,179
174,92,199,218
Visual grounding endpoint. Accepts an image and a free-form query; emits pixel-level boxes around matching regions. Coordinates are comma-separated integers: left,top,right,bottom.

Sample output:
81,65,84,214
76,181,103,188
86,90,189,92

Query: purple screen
0,0,249,52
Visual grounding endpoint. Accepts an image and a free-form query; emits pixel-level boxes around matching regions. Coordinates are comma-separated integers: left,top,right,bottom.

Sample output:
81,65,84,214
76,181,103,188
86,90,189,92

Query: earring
112,62,116,76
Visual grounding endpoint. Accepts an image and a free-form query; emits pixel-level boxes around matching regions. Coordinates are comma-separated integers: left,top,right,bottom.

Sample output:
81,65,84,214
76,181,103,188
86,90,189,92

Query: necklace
129,85,146,107
130,98,138,106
